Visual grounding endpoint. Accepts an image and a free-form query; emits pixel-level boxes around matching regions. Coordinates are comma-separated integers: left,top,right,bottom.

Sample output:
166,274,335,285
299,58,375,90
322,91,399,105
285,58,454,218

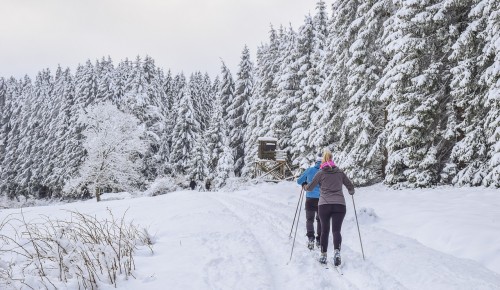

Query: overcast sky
0,0,330,80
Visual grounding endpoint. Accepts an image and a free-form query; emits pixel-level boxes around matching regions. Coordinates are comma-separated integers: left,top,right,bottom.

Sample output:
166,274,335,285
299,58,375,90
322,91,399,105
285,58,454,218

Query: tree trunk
96,188,101,202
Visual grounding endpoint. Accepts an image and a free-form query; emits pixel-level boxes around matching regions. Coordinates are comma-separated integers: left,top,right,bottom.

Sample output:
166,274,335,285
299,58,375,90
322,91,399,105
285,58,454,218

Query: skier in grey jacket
304,149,355,266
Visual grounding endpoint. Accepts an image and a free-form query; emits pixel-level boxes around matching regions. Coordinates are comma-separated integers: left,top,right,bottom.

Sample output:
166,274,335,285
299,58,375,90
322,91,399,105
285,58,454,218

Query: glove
349,191,355,195
302,182,308,189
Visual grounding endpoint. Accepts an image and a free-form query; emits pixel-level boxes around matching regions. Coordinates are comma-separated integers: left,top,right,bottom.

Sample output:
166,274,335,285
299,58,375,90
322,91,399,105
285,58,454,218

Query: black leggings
305,198,321,240
319,204,346,253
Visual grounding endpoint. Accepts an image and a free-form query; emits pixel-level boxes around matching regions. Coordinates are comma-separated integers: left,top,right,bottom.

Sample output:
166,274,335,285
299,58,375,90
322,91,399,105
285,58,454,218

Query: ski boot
307,238,315,250
333,249,341,266
319,252,327,264
315,239,320,249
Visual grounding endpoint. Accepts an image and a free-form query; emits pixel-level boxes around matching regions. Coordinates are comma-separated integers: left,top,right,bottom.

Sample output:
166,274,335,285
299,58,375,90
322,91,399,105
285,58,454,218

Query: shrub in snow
218,177,250,192
0,209,153,289
0,195,56,209
144,176,179,196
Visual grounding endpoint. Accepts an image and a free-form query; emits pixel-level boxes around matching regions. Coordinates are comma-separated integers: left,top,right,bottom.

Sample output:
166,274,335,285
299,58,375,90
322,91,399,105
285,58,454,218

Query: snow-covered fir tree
289,15,321,168
228,46,253,176
480,0,500,187
376,0,456,187
169,85,200,175
205,92,226,176
335,0,391,186
268,25,299,153
214,134,235,189
311,0,361,151
442,0,492,186
219,61,235,120
188,137,208,182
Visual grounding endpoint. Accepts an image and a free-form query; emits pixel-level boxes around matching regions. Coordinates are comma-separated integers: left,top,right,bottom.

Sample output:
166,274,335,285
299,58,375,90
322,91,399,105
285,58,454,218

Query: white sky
0,0,329,80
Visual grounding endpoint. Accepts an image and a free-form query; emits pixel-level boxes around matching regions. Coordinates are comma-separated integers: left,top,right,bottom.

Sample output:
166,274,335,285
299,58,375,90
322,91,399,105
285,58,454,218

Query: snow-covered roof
257,137,278,142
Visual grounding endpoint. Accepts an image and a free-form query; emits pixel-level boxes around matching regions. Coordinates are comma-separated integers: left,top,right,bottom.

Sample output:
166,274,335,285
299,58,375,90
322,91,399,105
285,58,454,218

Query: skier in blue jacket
297,153,322,250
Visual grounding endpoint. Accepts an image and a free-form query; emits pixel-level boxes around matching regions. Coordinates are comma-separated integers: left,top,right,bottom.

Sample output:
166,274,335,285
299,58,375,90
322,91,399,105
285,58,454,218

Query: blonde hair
322,148,333,163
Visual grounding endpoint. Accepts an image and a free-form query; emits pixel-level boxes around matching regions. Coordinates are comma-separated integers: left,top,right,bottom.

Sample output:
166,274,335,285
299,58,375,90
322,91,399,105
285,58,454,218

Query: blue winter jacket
297,161,321,198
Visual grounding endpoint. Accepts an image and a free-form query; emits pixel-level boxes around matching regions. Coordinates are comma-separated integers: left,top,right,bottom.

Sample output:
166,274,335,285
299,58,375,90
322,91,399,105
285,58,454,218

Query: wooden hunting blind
258,137,278,160
255,137,292,181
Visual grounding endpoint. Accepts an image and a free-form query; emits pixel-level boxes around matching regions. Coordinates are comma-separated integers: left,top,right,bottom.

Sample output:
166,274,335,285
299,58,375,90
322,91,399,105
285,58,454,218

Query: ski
333,265,343,276
327,257,344,275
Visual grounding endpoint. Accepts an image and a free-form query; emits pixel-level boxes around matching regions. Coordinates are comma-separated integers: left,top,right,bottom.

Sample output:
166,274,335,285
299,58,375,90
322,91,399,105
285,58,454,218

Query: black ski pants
318,204,346,253
305,198,321,241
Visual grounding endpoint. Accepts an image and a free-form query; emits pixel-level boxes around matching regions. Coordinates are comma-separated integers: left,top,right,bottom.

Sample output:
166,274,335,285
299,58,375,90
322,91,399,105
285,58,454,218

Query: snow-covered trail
206,183,500,290
1,181,500,289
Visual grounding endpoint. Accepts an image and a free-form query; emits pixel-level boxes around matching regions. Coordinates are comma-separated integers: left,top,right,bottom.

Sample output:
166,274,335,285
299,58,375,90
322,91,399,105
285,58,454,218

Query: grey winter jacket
304,166,355,206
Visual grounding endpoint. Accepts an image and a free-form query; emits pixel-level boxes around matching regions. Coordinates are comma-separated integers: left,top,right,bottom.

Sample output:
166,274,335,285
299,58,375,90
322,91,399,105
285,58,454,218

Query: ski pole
351,195,365,260
289,187,305,239
288,187,305,263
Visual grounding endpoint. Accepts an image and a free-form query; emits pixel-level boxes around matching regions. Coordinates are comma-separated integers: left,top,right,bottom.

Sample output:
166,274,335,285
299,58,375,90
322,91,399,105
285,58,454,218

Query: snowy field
1,181,500,289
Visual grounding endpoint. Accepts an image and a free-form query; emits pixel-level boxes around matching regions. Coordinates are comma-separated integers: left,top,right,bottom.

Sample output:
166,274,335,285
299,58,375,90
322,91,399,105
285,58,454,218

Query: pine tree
188,137,208,182
205,93,225,175
289,15,320,168
378,0,456,187
253,26,280,139
0,77,7,170
228,46,253,176
219,61,235,120
29,69,54,197
335,0,391,186
96,56,115,103
113,58,132,103
169,85,200,175
442,0,490,185
268,26,299,153
74,60,97,107
243,45,267,177
49,67,79,195
214,134,235,189
481,0,500,187
312,0,361,150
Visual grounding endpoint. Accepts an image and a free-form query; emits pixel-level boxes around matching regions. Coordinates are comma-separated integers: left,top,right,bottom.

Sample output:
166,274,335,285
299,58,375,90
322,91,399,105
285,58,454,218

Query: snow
1,181,500,289
258,137,278,141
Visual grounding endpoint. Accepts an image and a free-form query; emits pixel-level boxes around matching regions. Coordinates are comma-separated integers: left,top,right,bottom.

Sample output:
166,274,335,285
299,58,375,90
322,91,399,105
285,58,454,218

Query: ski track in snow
213,191,404,290
202,196,276,289
209,185,500,290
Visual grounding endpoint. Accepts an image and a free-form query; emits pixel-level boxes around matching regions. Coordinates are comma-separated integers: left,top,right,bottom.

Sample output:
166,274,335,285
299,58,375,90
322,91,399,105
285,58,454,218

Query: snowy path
1,182,500,289
209,186,500,290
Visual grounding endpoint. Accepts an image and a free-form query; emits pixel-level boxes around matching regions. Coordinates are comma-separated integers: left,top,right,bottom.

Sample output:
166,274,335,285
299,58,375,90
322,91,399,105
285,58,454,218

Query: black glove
349,191,355,195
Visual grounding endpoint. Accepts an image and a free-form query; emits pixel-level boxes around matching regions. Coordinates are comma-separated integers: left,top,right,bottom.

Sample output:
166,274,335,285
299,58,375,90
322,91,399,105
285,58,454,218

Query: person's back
312,164,354,206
